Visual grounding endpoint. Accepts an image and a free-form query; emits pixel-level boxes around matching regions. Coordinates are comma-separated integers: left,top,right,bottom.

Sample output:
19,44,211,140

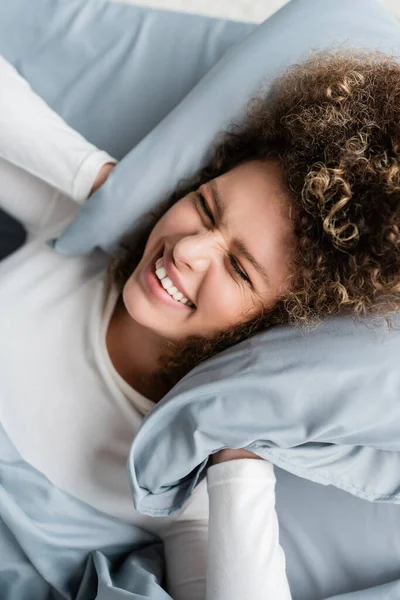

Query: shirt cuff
72,149,117,205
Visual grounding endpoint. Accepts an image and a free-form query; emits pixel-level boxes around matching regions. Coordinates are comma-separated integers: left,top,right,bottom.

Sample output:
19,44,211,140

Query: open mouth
147,245,196,309
154,254,196,308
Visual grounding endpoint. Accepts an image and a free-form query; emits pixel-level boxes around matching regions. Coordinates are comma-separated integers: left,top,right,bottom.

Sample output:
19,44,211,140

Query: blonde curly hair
107,49,400,388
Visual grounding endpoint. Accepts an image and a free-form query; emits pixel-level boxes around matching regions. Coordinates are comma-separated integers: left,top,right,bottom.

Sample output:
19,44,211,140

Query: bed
1,1,400,598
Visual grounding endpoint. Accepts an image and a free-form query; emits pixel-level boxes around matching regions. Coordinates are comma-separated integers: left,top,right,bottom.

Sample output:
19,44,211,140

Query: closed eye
229,254,251,283
197,191,215,226
192,191,251,285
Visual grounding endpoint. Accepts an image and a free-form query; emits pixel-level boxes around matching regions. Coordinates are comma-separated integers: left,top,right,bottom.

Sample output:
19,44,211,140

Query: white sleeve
0,55,116,232
162,513,209,600
206,458,292,600
158,478,209,600
160,459,292,600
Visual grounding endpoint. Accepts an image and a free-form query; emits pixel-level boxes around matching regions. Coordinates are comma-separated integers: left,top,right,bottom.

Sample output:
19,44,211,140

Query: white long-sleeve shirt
0,55,292,600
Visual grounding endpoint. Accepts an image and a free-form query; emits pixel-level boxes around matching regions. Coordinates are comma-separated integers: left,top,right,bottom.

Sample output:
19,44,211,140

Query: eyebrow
207,180,270,285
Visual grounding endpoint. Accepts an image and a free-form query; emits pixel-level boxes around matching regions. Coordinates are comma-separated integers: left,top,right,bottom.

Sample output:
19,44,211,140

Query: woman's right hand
210,447,264,466
89,162,116,197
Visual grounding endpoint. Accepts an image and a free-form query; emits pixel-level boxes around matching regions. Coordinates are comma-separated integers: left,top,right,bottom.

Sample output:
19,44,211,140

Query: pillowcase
128,312,400,516
52,0,400,256
0,0,253,163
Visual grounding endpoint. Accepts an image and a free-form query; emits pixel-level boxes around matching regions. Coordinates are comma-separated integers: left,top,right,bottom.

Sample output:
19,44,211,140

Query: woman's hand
210,448,264,465
89,162,116,197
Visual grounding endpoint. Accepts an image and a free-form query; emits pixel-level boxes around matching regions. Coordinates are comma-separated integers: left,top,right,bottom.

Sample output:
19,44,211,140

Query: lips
140,244,196,312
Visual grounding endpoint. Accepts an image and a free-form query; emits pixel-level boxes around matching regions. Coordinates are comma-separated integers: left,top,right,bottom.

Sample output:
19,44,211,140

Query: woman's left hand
210,448,264,465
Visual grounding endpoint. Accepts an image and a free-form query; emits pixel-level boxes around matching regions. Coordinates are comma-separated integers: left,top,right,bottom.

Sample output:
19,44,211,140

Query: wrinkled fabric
0,424,170,600
129,314,400,516
0,0,253,164
2,422,400,600
1,0,400,598
52,0,400,257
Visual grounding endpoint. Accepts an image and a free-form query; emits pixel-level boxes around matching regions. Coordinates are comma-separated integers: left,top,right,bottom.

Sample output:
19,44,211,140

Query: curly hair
106,48,400,389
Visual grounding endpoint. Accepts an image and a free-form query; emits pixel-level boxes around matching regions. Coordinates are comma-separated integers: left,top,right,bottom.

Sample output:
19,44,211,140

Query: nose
172,231,221,272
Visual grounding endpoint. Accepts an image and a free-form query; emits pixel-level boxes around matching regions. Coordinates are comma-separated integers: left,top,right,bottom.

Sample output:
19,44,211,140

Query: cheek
199,275,254,325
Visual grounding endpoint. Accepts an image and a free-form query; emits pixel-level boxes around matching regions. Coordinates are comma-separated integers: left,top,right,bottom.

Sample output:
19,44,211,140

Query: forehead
217,159,288,215
204,160,294,289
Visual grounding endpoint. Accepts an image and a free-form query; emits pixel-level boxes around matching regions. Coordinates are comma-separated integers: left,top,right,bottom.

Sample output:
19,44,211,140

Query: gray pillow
53,0,400,256
129,312,400,514
0,0,253,163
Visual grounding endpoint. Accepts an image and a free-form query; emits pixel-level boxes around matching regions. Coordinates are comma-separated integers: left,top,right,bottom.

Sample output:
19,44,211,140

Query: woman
106,49,400,400
0,49,399,599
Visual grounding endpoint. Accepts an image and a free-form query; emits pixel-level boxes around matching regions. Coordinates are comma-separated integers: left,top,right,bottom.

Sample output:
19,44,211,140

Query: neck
105,296,175,402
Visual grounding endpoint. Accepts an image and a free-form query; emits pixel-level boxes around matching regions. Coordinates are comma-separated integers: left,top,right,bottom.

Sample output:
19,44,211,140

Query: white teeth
161,276,173,290
155,266,167,279
167,285,178,297
154,256,195,307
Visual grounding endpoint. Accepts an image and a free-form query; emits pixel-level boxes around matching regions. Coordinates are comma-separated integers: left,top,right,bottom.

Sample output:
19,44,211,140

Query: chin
121,275,169,337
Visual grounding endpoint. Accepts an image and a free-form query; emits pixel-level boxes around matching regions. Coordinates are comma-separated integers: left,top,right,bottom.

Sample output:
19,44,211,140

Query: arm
206,458,292,600
160,458,292,600
0,55,116,232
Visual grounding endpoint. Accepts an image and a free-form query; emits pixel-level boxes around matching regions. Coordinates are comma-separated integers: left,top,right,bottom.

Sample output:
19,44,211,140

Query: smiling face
122,159,296,342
